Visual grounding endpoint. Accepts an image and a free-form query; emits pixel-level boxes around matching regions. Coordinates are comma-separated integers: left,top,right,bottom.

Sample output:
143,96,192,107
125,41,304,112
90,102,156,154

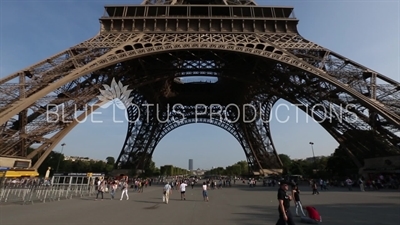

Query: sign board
13,160,30,168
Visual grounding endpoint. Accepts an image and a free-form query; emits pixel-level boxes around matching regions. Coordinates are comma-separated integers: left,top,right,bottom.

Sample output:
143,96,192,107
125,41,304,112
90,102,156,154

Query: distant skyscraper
188,159,193,171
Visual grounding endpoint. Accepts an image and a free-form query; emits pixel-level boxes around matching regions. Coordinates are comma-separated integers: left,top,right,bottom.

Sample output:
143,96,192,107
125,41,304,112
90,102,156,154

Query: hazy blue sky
0,0,399,170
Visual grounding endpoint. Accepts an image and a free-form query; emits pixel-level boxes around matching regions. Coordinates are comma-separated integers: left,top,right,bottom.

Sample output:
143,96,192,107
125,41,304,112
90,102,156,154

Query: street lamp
309,142,316,164
55,143,66,173
310,142,317,173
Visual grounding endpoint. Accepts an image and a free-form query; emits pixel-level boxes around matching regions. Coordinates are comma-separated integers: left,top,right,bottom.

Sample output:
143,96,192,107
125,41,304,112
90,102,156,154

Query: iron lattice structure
0,0,399,174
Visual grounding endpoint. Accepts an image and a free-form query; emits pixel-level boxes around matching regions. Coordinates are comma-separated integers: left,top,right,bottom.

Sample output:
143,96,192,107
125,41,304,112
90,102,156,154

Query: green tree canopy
278,154,292,175
326,147,358,178
106,156,115,165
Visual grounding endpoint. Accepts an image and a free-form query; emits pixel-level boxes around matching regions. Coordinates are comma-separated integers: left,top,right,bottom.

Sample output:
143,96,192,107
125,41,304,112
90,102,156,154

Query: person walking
276,181,296,225
358,177,365,192
95,180,105,200
120,180,129,200
180,181,188,200
202,182,209,202
163,182,172,204
345,178,353,191
292,184,306,217
312,181,319,195
110,181,118,200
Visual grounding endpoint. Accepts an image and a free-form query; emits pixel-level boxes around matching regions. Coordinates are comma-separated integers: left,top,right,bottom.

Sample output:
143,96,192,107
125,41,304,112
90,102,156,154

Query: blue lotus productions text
45,102,358,125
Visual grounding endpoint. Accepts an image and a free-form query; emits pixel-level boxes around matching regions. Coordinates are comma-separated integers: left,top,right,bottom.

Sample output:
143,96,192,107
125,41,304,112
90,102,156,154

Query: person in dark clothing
312,181,319,195
276,181,296,225
292,184,306,217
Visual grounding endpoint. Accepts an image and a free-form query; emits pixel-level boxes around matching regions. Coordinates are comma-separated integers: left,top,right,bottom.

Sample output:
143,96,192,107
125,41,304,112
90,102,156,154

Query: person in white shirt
180,181,188,200
345,178,353,191
120,181,129,200
163,182,172,204
358,177,365,192
202,182,209,202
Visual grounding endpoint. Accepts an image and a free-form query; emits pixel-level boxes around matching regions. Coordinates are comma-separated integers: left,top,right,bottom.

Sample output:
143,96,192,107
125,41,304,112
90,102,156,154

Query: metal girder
0,59,142,155
1,33,398,128
29,101,106,169
0,2,399,172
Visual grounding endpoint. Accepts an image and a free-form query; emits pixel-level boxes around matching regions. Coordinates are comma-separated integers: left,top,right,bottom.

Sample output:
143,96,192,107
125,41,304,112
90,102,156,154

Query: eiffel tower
0,0,399,175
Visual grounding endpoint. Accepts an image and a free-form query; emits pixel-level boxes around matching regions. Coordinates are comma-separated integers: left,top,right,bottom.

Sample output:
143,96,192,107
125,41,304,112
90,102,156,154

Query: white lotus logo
97,78,134,109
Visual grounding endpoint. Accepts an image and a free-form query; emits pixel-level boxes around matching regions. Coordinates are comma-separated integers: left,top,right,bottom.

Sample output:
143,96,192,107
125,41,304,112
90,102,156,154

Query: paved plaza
0,182,399,225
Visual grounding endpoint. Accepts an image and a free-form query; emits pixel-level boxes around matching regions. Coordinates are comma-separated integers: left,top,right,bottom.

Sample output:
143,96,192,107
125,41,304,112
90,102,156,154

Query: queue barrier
0,173,105,205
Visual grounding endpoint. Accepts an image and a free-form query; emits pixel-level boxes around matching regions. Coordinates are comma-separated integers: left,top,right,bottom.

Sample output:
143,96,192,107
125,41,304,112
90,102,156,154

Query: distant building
189,159,193,171
191,168,207,176
63,155,105,163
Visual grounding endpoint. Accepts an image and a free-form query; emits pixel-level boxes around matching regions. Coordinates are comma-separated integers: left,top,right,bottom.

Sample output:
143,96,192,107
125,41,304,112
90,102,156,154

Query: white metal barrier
0,172,105,205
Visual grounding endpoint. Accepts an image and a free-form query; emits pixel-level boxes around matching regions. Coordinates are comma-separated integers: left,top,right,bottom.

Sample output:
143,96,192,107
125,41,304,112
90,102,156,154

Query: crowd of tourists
85,173,400,225
93,177,155,200
306,173,400,193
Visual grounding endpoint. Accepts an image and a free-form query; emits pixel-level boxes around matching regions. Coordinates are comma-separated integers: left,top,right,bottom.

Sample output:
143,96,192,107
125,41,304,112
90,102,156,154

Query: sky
0,0,399,170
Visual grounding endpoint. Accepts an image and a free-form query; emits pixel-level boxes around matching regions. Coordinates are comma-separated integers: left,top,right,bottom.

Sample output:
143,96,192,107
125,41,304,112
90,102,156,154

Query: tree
289,160,305,175
326,147,357,178
235,160,249,175
71,160,91,173
225,164,241,175
278,154,292,175
106,156,115,165
138,158,161,177
37,151,64,175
